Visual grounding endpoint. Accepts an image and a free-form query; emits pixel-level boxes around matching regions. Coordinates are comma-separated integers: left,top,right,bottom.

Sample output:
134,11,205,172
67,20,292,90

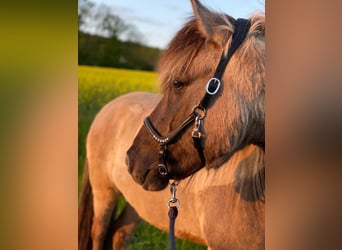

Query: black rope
168,206,178,250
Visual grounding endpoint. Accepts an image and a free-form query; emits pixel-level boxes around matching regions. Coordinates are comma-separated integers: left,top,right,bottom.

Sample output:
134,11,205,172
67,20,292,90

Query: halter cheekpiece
144,18,251,177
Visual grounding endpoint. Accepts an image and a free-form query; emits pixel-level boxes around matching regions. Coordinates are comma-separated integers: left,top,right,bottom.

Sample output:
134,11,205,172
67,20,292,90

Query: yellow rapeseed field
78,65,158,108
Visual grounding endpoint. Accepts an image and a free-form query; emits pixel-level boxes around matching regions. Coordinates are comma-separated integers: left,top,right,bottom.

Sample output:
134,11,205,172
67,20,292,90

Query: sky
91,0,265,49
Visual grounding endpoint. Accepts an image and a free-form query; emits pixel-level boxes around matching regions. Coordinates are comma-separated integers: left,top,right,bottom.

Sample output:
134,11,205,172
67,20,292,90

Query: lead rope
168,181,180,250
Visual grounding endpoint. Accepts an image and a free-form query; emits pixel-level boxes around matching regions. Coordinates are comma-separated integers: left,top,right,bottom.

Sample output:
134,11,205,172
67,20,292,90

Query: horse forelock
157,19,209,92
157,15,235,92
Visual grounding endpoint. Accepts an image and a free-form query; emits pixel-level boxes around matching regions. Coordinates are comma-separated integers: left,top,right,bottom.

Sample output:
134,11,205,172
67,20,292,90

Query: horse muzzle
126,147,169,191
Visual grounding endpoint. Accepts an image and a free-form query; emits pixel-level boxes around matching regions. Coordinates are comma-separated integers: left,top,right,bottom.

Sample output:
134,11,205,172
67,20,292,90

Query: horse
127,0,265,191
79,92,265,250
79,0,265,248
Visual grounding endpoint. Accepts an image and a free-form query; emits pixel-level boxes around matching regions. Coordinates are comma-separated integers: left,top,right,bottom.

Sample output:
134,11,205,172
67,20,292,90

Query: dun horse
79,92,265,250
79,0,265,249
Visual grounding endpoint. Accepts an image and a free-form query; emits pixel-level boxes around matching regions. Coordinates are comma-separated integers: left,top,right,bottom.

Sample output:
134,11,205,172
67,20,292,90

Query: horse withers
79,92,265,250
127,0,265,191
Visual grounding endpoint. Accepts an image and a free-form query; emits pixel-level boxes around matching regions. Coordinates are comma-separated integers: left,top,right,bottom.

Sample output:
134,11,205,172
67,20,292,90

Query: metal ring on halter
194,116,202,130
192,105,206,120
168,181,180,208
169,181,179,185
168,198,180,208
206,77,221,95
158,163,168,176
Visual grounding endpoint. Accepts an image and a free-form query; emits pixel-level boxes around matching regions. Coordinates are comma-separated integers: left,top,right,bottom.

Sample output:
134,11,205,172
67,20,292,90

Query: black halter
144,18,251,177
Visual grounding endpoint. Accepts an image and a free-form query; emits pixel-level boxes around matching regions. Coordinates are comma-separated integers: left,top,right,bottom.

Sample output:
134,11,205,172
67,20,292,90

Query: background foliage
78,0,162,70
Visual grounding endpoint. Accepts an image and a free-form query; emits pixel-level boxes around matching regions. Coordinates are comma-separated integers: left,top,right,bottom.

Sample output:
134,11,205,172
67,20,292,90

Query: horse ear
250,14,265,38
190,0,233,47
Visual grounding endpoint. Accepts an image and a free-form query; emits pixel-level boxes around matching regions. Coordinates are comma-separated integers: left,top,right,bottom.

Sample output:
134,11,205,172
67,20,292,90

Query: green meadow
78,65,205,249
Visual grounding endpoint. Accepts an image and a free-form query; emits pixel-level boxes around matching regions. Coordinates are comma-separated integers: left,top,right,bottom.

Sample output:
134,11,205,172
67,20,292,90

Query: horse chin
142,169,169,191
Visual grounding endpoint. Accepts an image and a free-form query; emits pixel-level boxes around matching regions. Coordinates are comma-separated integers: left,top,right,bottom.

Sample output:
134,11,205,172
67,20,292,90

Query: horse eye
172,80,184,89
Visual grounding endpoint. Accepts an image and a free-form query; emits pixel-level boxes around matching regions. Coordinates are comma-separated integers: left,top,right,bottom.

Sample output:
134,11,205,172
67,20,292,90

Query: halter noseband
144,18,251,177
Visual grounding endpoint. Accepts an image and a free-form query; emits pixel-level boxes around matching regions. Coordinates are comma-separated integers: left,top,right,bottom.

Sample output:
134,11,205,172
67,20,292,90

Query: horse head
127,0,265,191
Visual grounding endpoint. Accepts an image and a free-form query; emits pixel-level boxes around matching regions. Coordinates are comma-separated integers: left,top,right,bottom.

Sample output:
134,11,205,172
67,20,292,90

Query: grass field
78,65,206,249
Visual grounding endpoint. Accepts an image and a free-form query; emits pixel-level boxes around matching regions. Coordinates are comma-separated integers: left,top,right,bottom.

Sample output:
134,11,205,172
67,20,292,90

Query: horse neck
233,145,265,202
181,145,265,202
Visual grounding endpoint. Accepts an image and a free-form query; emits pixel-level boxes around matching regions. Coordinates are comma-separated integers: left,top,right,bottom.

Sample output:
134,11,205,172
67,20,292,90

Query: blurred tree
78,0,95,31
102,14,127,38
94,4,129,39
124,24,146,44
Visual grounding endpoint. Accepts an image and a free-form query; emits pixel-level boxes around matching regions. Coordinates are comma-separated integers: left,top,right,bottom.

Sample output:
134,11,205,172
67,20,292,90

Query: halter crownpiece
144,18,251,177
199,18,251,108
